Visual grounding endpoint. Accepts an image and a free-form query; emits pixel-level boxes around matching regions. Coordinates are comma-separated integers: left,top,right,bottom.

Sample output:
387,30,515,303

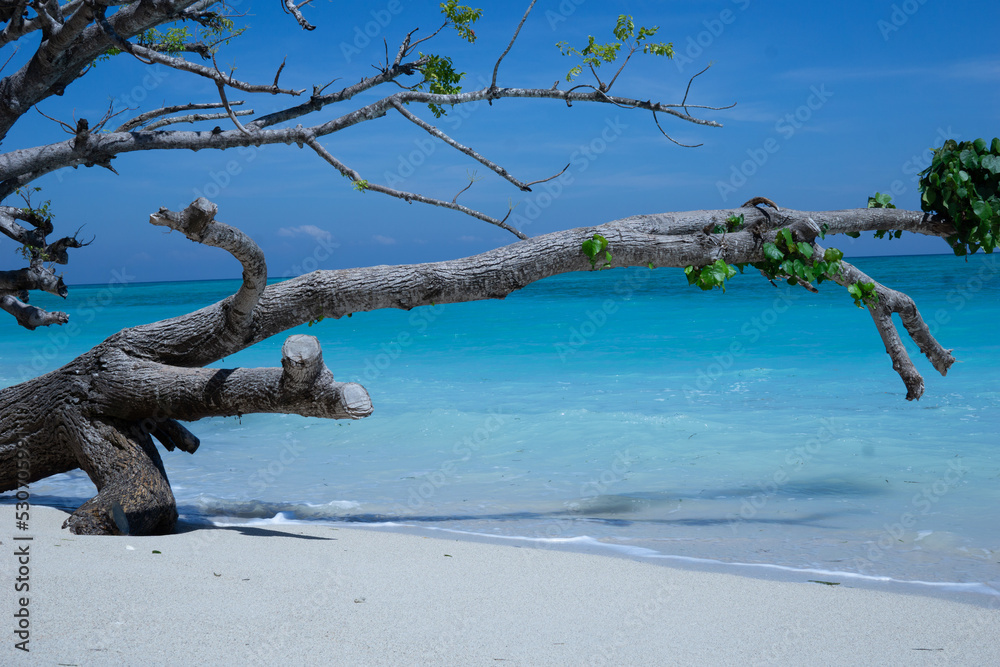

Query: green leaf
416,54,466,117
867,192,896,209
796,242,814,257
762,242,783,262
823,247,844,262
581,233,610,269
981,154,1000,175
972,199,993,222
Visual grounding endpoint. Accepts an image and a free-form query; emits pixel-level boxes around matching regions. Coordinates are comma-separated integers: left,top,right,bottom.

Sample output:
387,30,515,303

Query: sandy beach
2,505,997,666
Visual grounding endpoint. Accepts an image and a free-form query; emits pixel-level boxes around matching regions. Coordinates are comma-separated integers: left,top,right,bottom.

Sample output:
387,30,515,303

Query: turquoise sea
3,254,999,599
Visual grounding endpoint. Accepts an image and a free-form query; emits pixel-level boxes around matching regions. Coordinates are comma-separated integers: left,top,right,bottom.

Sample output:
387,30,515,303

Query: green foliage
726,213,745,231
867,192,896,209
710,213,745,234
94,11,243,63
352,179,370,193
581,233,612,270
685,258,737,292
140,26,194,54
752,228,843,286
16,187,53,223
415,54,465,118
919,137,1000,255
439,1,482,43
847,281,879,309
14,187,55,263
556,14,673,85
867,192,903,241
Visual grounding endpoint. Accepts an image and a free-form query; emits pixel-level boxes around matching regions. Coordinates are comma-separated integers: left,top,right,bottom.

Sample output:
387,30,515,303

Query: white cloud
277,225,335,243
373,234,397,245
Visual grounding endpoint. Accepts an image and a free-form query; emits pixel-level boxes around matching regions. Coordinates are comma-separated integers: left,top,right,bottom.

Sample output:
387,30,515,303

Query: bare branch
391,98,538,192
681,63,714,116
144,109,253,131
107,40,305,96
0,293,67,330
490,0,537,92
653,110,702,148
522,164,570,188
604,45,640,93
404,24,449,56
819,250,955,400
149,198,266,330
304,136,529,240
215,81,251,135
0,264,67,297
281,0,315,31
452,171,482,204
116,102,247,132
33,106,77,134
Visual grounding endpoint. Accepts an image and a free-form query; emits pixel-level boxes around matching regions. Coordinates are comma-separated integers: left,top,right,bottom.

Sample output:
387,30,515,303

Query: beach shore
3,505,997,666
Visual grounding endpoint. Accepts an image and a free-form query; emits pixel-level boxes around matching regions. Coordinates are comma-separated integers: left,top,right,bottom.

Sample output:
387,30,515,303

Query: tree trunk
0,199,957,534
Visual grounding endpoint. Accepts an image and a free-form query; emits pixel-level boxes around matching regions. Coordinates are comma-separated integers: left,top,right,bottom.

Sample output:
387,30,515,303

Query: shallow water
4,253,999,597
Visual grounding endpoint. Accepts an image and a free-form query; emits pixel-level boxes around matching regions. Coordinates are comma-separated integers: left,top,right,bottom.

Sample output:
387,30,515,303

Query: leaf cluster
557,14,673,86
847,281,879,309
866,192,904,241
415,54,466,118
684,258,736,292
753,228,843,286
710,213,744,234
919,137,1000,255
14,187,54,263
16,187,53,224
440,0,482,43
684,227,845,295
94,12,243,63
581,233,612,270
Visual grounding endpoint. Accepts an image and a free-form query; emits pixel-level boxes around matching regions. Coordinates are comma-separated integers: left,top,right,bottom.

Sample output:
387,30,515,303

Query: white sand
2,505,998,666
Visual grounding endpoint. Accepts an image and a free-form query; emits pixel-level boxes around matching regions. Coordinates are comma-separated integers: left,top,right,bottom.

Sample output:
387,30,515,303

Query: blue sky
4,0,998,284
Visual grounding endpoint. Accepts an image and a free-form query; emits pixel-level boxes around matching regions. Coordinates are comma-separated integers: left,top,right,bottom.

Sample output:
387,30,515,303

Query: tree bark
0,200,959,535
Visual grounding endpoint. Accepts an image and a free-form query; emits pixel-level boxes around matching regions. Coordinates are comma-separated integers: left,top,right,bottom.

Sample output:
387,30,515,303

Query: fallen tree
0,2,996,534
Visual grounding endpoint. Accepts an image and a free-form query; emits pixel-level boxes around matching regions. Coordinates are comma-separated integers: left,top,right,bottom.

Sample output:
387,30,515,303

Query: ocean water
4,254,999,598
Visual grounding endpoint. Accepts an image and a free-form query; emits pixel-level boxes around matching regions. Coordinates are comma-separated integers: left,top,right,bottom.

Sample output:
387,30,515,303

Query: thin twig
490,0,537,91
681,63,713,116
391,98,536,191
652,110,702,148
145,110,254,131
216,82,252,135
405,23,448,56
116,102,246,132
522,164,569,188
452,180,474,204
33,107,76,133
304,136,528,239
